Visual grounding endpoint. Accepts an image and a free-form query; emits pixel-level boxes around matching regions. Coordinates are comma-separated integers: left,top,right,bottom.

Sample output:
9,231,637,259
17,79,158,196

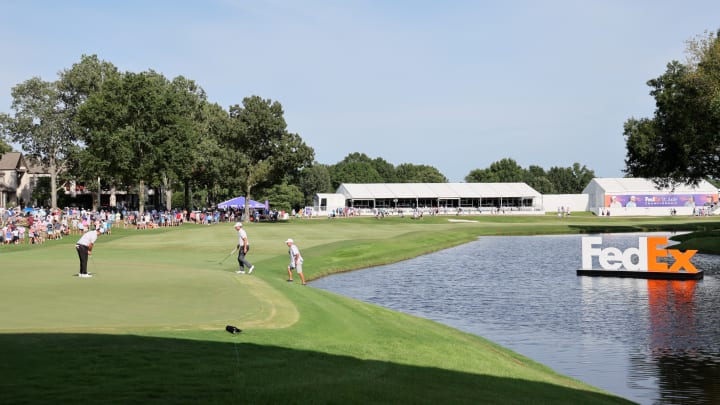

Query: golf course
2,214,717,404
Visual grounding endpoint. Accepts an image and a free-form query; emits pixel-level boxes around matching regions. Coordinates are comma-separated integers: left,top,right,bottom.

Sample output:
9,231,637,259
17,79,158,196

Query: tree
570,163,596,193
0,138,11,155
329,153,384,189
395,163,448,183
625,30,720,185
296,163,333,206
184,102,232,209
0,77,76,209
524,165,556,194
329,161,383,189
465,168,496,182
226,96,314,221
155,76,207,210
261,182,304,212
372,157,397,183
465,159,593,193
78,70,205,213
465,158,524,183
545,163,594,194
58,55,119,209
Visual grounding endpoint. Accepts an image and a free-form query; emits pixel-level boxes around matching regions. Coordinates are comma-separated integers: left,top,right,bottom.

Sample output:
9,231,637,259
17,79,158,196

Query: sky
1,1,719,182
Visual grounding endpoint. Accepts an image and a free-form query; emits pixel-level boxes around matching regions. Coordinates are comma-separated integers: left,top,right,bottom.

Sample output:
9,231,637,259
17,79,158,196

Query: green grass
3,214,712,404
669,229,720,253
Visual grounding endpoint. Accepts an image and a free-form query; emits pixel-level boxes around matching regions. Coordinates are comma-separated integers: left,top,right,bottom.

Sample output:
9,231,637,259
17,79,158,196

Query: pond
311,233,720,405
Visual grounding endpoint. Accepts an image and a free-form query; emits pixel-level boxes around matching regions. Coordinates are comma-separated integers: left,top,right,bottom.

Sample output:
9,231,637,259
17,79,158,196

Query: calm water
311,233,720,405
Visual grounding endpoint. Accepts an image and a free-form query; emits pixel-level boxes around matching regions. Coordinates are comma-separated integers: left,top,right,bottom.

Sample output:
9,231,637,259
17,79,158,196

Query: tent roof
584,178,718,194
336,183,541,199
217,196,266,209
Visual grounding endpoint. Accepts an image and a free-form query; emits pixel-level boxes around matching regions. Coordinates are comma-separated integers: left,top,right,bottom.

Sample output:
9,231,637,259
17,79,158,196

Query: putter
219,248,237,264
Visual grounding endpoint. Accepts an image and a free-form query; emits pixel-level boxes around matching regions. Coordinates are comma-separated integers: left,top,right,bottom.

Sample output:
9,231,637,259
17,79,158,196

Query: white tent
583,178,719,216
335,183,542,213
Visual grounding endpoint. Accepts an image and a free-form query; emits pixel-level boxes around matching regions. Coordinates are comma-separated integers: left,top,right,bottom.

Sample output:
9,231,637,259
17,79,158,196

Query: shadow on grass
0,333,633,405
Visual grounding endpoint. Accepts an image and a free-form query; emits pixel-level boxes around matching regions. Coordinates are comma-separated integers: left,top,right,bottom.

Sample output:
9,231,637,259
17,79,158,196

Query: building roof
0,152,48,174
0,152,26,171
336,183,542,199
584,178,718,194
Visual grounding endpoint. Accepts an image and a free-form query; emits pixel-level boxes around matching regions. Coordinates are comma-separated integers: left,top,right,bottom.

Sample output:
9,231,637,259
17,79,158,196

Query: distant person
234,222,254,274
285,238,305,285
75,227,104,278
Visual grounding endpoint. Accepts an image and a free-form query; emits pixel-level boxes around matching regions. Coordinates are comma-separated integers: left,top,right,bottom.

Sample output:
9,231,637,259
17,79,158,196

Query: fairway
3,215,701,403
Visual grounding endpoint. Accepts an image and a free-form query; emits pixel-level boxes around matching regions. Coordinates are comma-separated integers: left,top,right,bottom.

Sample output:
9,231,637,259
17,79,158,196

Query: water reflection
312,233,720,405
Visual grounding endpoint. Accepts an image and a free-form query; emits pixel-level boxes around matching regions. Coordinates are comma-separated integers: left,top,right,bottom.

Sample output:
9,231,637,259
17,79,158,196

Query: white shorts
292,263,303,274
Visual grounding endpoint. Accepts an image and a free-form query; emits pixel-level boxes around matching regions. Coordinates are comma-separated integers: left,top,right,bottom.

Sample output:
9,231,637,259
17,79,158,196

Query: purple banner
605,194,717,208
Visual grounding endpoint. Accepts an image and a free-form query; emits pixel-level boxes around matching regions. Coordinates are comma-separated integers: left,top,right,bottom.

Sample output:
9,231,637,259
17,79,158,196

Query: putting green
0,227,298,333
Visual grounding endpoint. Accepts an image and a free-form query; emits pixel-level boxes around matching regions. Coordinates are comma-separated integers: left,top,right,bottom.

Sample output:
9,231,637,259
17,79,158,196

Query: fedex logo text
581,236,697,272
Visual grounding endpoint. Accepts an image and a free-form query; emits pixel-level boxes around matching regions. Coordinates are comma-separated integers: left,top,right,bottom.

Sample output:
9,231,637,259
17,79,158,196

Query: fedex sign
581,236,697,272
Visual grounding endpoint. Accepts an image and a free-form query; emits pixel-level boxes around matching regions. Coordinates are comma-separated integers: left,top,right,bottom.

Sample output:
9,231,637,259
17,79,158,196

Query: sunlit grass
1,214,707,403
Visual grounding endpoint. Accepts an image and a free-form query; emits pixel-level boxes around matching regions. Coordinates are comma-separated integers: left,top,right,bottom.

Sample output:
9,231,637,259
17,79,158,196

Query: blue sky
1,1,719,182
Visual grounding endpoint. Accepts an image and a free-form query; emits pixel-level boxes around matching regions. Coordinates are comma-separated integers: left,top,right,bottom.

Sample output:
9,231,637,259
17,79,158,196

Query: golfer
234,222,254,274
285,238,305,285
75,227,104,278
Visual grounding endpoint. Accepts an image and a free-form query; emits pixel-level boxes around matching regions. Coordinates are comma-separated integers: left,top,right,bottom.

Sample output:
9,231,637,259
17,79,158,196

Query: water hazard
311,233,720,405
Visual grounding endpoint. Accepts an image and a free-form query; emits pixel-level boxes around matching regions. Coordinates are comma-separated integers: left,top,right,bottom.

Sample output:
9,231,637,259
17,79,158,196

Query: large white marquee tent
583,178,719,216
334,183,542,212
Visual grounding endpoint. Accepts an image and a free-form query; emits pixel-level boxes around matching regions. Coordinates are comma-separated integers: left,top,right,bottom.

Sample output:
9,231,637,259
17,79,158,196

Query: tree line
624,29,720,186
1,55,600,214
0,55,315,218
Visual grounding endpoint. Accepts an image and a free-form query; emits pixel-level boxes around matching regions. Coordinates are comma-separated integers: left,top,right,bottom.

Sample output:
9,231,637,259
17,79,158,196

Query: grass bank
3,214,714,403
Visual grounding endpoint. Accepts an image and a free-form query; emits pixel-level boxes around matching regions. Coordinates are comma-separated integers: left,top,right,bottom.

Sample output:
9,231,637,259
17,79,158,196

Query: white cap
234,222,243,228
98,227,105,234
285,238,293,244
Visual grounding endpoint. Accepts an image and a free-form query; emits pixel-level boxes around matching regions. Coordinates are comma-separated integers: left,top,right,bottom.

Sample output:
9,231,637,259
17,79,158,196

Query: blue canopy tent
217,196,266,210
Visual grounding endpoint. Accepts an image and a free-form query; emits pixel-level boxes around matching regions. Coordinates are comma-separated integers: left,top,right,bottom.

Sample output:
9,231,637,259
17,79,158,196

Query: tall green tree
58,55,119,209
625,30,720,185
372,157,397,182
546,163,594,194
329,153,384,189
78,70,205,213
226,96,314,221
184,102,232,209
524,165,556,194
0,77,76,209
296,163,333,206
261,182,305,212
156,76,207,210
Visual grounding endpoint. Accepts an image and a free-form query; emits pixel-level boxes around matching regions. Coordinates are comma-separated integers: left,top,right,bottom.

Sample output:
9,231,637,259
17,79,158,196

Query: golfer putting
285,238,305,285
233,222,254,274
75,227,104,278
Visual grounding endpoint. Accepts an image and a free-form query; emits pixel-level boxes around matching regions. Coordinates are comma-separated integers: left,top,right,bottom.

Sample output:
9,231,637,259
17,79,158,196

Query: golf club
219,247,237,264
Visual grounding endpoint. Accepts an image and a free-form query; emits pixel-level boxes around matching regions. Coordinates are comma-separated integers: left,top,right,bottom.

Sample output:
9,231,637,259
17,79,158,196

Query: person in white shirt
285,238,305,285
75,227,104,278
234,222,255,274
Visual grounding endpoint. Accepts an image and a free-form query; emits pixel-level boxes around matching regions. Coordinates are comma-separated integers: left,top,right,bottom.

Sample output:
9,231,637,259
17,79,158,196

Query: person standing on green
285,238,305,285
234,222,255,274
